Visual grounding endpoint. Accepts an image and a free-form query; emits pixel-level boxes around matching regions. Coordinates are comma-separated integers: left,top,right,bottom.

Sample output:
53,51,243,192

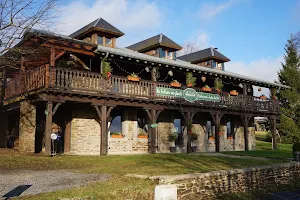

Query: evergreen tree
277,35,300,143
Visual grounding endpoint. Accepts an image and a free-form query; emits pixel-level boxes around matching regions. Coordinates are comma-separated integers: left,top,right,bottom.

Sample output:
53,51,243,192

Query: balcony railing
3,66,279,113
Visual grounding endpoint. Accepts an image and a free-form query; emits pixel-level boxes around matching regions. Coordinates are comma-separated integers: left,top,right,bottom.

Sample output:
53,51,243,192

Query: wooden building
0,18,289,155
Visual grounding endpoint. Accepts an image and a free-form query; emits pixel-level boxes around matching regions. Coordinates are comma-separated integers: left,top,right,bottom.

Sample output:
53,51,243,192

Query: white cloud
226,57,283,96
55,0,163,46
198,0,240,20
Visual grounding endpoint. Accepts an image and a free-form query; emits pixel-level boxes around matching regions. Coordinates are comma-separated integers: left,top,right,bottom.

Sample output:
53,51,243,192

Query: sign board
151,123,158,128
156,87,221,102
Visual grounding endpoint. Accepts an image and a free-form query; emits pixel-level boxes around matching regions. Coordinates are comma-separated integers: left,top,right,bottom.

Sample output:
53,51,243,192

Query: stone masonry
156,162,300,200
70,106,100,155
19,101,36,153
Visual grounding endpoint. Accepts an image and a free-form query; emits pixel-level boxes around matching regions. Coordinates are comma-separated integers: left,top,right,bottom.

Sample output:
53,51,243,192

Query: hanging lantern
106,72,111,79
145,67,150,72
258,87,262,91
168,70,173,76
201,76,206,82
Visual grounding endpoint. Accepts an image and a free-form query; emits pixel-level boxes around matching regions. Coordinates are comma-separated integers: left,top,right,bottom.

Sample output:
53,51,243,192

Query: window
137,116,148,135
216,62,223,70
226,120,234,138
166,51,173,59
105,37,112,46
109,116,122,135
206,121,215,138
160,49,165,58
97,36,103,45
174,118,183,146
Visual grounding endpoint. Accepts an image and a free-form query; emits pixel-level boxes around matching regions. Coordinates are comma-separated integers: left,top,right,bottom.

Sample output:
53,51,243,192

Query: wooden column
93,105,114,155
1,68,7,106
45,101,53,155
50,47,55,67
270,116,278,150
181,112,195,153
21,56,25,72
211,113,222,152
64,107,71,154
241,115,251,151
145,109,161,154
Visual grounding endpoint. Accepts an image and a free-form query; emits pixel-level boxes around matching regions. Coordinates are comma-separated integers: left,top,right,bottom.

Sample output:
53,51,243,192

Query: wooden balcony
3,66,279,114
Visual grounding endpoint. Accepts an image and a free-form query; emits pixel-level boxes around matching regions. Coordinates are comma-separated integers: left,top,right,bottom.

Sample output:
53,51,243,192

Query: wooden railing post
45,64,50,88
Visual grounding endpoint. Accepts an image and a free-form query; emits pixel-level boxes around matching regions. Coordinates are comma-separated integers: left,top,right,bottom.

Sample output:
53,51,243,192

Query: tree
177,42,200,57
0,0,62,69
277,35,300,143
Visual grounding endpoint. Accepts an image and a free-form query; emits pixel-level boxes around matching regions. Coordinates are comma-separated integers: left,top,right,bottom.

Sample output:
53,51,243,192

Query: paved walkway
0,170,109,198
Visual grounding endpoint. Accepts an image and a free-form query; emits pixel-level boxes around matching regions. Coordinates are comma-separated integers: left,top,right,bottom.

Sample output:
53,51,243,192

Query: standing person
56,128,63,154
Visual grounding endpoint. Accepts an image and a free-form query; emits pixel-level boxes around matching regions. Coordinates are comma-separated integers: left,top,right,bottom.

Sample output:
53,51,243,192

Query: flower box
209,136,215,141
137,135,148,139
111,135,123,138
202,87,212,92
127,76,140,81
260,95,267,100
230,90,239,96
187,83,193,87
216,89,221,93
170,82,181,87
228,136,233,140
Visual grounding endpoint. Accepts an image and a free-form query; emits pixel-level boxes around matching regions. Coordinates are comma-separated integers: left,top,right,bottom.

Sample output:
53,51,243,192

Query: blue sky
57,0,300,85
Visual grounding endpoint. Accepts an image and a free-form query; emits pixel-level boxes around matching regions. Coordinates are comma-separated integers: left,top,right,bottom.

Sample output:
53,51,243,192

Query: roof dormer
177,47,230,70
126,34,182,60
69,18,124,48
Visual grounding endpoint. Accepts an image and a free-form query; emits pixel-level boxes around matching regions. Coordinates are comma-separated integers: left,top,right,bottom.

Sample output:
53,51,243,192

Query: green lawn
223,140,293,160
0,151,284,200
255,131,269,141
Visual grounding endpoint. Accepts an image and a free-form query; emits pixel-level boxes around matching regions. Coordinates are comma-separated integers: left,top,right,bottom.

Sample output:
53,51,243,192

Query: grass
222,133,293,160
255,131,269,141
0,150,284,200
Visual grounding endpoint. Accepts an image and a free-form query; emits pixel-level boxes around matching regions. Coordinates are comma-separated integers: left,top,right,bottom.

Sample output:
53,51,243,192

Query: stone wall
70,106,101,155
157,112,174,153
19,101,36,153
108,110,149,154
156,162,300,200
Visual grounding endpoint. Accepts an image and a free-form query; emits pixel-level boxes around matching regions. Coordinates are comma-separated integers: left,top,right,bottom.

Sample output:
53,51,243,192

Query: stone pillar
19,101,36,153
0,113,8,148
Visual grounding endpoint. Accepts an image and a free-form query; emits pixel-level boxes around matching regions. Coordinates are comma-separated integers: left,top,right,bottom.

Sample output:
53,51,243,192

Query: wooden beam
54,51,66,61
101,105,108,155
45,101,53,155
43,43,95,56
52,102,63,116
21,57,25,72
106,106,114,120
151,109,157,154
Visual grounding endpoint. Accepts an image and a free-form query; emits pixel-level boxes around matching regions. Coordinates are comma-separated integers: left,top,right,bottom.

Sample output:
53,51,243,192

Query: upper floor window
166,51,174,60
105,37,112,46
216,62,223,70
97,36,103,45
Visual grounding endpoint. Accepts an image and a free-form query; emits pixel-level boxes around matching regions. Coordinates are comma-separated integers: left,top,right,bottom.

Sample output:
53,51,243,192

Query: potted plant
170,80,181,87
202,85,212,92
186,72,197,87
138,130,148,138
230,90,239,96
111,132,124,138
127,72,140,81
214,78,224,93
260,94,267,100
270,88,277,99
168,132,178,152
102,61,112,80
191,132,198,152
293,143,300,161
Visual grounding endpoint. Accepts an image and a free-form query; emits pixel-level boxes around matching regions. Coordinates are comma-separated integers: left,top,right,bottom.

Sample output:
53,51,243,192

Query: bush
168,132,178,142
293,143,300,151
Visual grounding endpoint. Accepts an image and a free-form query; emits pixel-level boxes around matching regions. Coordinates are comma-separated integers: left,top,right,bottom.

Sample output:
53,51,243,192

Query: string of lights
112,60,145,75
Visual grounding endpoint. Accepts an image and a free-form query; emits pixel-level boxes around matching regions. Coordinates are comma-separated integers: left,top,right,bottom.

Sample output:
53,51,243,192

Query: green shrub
168,132,178,142
293,143,300,151
265,132,272,142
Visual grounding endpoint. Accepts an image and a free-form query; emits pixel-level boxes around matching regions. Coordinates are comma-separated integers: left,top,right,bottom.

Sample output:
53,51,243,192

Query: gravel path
0,170,109,198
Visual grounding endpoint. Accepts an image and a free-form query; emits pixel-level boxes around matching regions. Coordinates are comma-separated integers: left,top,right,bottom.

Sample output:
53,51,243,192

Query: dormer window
166,51,174,60
97,36,103,45
105,37,112,45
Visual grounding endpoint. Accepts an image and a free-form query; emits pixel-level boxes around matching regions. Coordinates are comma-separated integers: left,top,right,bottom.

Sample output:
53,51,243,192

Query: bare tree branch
177,42,201,57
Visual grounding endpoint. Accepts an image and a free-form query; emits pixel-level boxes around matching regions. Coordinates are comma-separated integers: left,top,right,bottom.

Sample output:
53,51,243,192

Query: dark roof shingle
178,47,230,63
70,18,124,39
126,34,182,52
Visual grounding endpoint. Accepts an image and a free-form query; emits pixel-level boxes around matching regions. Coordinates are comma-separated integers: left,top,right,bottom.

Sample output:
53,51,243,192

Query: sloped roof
70,18,124,39
126,34,182,52
178,47,230,63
